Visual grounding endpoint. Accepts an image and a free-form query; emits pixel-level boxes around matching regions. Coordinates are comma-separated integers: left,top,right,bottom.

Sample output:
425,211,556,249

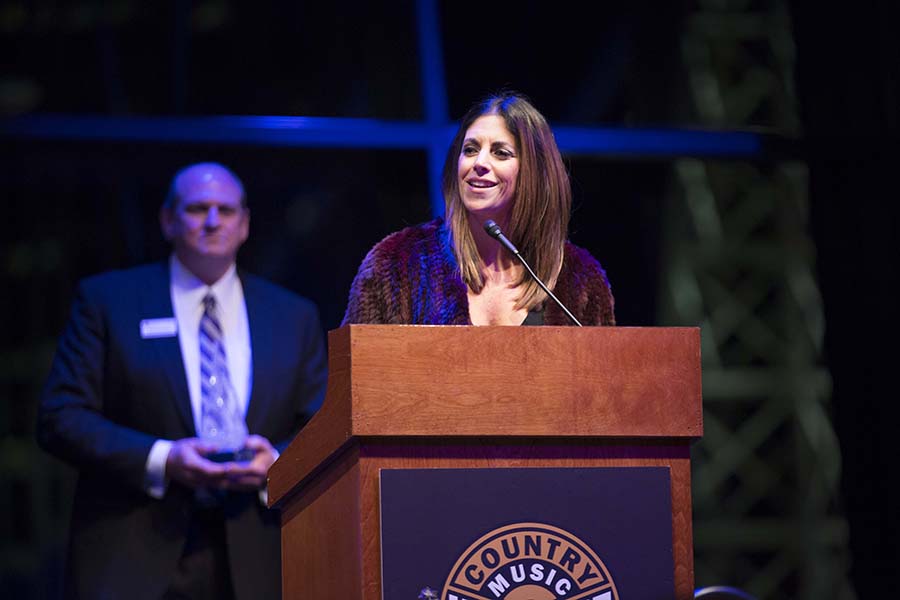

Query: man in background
37,162,327,600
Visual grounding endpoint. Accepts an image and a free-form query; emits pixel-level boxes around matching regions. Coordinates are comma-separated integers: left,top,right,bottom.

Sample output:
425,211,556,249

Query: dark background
794,2,899,598
2,1,898,598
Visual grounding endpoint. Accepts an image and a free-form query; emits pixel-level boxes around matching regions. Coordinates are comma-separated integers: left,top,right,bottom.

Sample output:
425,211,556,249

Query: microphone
483,220,583,327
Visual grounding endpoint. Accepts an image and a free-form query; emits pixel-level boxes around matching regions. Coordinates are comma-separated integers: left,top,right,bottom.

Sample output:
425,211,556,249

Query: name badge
140,318,178,339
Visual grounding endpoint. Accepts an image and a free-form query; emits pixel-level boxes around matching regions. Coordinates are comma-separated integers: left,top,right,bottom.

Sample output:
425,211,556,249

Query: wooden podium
268,325,702,599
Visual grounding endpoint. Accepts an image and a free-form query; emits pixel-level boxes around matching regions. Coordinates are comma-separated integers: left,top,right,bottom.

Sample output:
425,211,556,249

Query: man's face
161,165,249,266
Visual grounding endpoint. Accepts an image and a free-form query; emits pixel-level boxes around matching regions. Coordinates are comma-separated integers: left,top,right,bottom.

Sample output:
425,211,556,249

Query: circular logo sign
441,522,619,600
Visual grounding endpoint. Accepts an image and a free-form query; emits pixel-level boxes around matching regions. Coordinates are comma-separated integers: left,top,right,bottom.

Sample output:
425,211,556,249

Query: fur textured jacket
342,218,615,326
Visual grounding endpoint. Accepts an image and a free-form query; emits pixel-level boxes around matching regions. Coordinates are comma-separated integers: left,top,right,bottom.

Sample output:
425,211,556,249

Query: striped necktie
199,293,247,451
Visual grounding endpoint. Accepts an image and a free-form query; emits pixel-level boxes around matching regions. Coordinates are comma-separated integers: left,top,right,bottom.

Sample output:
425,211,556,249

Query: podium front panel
380,467,674,600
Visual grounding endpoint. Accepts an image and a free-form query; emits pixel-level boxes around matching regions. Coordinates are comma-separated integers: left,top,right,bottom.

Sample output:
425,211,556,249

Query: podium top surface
268,324,702,506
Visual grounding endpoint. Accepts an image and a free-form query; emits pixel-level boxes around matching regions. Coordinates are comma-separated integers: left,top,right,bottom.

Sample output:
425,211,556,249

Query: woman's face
457,114,520,221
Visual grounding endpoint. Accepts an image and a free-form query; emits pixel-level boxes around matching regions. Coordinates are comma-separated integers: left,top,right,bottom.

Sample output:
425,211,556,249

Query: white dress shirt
144,255,253,498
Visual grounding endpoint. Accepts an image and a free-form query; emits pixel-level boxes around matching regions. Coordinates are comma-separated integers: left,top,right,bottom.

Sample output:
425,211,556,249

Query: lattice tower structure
660,2,854,599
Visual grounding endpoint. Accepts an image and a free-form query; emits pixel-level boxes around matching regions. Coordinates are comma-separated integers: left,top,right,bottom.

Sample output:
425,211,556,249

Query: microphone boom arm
483,220,583,327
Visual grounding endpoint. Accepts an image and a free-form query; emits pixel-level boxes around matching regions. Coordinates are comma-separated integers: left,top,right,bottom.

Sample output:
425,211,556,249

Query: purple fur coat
342,218,615,326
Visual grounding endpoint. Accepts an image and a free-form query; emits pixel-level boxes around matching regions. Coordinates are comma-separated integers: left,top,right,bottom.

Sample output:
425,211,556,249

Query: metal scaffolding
660,2,854,598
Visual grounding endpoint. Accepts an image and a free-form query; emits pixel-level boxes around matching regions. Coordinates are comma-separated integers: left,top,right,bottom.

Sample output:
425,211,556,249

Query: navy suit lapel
140,262,195,436
242,275,273,432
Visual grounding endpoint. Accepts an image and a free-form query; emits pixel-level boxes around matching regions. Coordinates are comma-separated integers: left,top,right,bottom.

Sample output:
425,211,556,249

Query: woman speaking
342,92,615,327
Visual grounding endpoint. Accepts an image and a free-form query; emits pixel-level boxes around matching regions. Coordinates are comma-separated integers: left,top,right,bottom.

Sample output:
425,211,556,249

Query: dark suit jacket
37,262,328,600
